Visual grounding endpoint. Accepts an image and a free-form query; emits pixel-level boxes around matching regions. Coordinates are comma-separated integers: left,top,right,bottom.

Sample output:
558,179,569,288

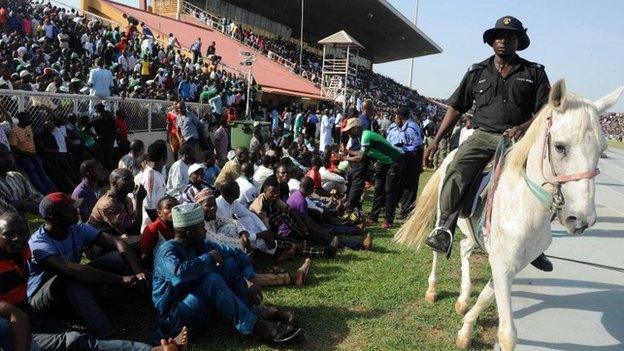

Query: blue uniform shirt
386,118,422,152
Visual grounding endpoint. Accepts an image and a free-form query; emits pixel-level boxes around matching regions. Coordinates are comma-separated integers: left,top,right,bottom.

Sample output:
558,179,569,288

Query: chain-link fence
0,89,212,134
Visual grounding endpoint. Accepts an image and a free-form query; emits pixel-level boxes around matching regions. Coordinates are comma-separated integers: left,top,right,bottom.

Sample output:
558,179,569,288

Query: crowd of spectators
600,112,624,141
0,0,249,114
189,9,441,116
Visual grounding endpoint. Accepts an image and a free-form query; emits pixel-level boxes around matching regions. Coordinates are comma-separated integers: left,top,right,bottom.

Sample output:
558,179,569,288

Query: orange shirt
226,110,238,123
166,111,178,135
9,126,36,154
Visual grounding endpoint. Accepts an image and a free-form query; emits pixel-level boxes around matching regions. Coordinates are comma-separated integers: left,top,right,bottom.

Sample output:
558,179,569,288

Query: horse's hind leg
456,279,494,349
425,251,439,303
455,230,475,315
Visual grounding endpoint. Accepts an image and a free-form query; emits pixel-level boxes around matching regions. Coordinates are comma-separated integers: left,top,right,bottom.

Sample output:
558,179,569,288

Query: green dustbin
229,120,271,149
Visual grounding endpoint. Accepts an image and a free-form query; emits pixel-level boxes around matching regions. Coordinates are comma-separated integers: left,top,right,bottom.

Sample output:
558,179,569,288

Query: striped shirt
0,171,42,215
8,125,36,153
0,247,30,307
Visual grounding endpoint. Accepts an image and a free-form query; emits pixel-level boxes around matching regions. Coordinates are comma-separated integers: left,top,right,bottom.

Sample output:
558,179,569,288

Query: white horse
394,79,623,350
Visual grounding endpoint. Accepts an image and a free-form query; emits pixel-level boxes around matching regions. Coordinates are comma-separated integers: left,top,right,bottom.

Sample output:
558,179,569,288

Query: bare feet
292,258,311,287
157,338,178,351
173,326,188,350
362,234,373,251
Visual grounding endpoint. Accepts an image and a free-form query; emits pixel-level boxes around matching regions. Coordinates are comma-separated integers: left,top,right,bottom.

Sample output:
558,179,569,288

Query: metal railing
181,1,320,84
0,89,213,133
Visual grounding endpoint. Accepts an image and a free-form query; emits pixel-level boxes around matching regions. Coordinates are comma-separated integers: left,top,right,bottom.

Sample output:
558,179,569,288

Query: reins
538,113,600,212
545,255,624,274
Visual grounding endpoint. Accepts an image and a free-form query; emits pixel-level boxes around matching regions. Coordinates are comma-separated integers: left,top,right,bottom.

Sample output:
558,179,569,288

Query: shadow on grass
191,305,387,350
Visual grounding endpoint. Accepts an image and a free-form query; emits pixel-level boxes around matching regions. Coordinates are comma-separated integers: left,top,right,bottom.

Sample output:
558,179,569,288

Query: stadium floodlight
239,56,257,118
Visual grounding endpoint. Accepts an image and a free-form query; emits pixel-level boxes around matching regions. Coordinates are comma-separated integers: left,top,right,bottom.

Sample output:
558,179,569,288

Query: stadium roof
207,0,442,63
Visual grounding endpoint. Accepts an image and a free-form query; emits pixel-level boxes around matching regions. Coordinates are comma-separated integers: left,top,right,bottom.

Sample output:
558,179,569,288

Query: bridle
536,113,601,212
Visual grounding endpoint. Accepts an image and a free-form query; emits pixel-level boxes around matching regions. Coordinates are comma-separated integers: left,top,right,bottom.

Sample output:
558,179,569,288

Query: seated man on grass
151,202,303,344
180,163,217,203
251,178,335,259
71,159,108,222
28,193,148,338
288,177,372,252
140,196,179,267
88,168,147,254
217,180,276,255
195,190,311,288
0,212,188,351
0,144,42,216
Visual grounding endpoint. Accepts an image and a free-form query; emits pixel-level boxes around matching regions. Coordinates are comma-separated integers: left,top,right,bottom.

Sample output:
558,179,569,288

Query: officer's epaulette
468,63,487,72
527,62,545,70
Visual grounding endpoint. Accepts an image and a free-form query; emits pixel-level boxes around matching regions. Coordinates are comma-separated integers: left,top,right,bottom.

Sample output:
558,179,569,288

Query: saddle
459,164,493,219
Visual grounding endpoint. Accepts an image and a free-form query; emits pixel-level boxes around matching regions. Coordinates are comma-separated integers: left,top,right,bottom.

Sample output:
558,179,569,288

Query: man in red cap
0,212,188,350
27,192,147,338
423,16,553,271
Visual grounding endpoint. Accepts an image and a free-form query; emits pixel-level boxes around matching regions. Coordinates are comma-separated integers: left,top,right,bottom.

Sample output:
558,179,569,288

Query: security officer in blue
370,107,423,229
423,16,553,271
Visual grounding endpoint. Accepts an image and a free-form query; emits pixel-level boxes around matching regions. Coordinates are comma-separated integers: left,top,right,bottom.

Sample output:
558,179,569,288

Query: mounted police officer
424,16,553,271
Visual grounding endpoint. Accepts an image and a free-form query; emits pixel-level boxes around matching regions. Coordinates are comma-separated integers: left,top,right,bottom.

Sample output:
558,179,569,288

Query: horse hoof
424,290,436,303
456,334,471,349
455,301,468,315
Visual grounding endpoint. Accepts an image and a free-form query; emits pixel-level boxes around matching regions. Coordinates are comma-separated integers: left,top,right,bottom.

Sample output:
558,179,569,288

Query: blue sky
65,0,624,111
376,0,624,112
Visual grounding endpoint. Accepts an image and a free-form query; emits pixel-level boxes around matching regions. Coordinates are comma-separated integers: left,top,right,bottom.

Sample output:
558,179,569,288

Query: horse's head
547,80,623,234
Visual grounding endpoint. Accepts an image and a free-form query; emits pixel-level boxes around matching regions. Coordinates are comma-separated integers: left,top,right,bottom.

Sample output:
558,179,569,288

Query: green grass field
28,170,497,350
607,139,624,148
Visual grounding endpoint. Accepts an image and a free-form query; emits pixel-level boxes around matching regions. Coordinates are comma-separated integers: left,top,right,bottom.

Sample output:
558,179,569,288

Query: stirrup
428,227,453,259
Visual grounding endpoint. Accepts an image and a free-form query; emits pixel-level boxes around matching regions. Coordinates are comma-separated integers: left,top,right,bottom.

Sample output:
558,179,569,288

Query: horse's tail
394,167,443,249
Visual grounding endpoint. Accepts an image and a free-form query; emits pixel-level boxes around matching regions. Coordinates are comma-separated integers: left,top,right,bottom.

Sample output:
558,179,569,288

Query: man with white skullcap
151,202,303,344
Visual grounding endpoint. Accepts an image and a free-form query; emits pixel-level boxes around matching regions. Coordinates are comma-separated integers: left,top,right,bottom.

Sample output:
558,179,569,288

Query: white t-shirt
166,159,189,199
88,67,114,97
252,165,274,190
51,126,68,153
137,166,167,211
235,176,257,207
42,24,55,38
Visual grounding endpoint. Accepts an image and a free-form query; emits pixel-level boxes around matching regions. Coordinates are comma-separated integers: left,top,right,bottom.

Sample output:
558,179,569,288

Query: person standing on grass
136,140,168,223
374,107,423,230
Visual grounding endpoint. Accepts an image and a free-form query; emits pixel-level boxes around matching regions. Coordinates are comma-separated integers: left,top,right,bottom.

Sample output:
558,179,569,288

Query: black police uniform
435,55,550,237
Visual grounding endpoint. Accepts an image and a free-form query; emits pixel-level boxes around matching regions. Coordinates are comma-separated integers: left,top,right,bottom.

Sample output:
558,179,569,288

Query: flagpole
408,0,419,89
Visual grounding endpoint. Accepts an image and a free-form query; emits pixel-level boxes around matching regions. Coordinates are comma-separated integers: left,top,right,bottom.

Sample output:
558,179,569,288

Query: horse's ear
549,79,567,110
593,86,624,114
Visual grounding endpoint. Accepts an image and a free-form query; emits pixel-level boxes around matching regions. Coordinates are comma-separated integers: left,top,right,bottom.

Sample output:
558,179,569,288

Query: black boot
530,253,553,272
425,228,453,255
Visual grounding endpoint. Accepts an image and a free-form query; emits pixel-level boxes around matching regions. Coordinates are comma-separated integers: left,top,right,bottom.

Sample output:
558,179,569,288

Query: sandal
269,322,303,344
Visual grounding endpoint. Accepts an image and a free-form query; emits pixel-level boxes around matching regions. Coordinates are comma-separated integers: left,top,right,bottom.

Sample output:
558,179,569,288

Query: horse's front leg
425,251,439,303
491,261,517,351
456,279,494,349
455,234,474,315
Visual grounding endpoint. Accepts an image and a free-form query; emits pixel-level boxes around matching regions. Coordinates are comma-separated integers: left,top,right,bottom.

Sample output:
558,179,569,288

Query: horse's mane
504,104,553,174
504,94,602,175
